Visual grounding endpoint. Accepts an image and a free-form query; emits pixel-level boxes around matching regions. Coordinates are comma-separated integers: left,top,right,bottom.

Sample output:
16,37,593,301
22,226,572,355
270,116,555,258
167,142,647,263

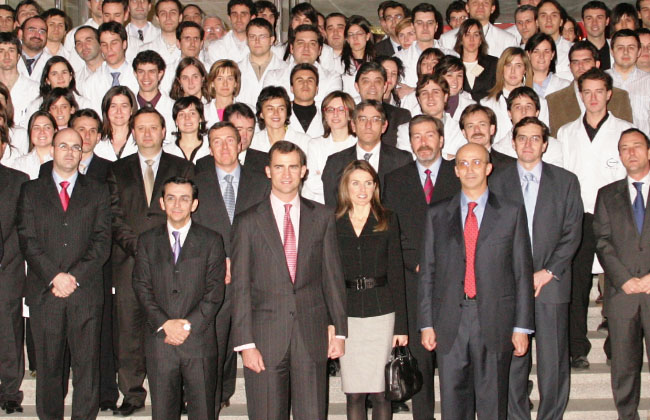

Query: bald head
52,128,83,176
454,143,492,197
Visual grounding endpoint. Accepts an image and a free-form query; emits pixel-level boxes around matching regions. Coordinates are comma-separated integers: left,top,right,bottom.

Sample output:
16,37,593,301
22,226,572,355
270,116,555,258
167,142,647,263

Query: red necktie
283,204,297,283
464,202,478,298
423,169,434,204
59,181,70,212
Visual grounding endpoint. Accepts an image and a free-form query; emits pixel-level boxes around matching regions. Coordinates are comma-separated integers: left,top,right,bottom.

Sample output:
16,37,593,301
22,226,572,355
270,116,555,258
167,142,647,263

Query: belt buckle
356,276,367,290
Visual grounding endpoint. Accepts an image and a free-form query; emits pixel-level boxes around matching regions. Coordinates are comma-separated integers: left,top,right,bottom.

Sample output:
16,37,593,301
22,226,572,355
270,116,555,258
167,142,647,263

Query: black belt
345,276,387,290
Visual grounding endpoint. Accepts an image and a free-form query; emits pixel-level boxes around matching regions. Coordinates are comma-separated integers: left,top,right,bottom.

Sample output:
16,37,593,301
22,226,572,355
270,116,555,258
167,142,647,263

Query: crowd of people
0,0,647,419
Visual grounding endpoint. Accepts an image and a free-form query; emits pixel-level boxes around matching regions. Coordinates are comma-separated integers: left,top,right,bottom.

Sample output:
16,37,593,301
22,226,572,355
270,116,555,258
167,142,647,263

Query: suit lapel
176,224,197,265
44,175,65,212
131,156,148,206
405,162,428,205
234,168,252,215
532,164,553,247
66,174,88,213
476,193,500,249
295,198,314,285
151,153,171,207
256,199,292,279
446,194,463,246
614,179,644,240
156,225,174,266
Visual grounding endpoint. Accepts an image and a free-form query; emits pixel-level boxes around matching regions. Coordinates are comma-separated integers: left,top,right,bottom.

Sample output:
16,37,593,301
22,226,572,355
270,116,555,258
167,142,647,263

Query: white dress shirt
628,171,650,205
138,150,162,181
302,134,358,203
356,142,381,172
167,219,192,249
263,59,343,105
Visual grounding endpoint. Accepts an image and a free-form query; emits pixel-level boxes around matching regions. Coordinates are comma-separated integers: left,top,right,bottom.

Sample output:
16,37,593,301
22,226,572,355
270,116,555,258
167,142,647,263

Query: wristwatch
545,269,559,281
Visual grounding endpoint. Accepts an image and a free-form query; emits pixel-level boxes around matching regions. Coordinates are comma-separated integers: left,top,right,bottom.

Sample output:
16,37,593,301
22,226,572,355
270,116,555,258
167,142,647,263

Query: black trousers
437,301,511,420
30,299,102,420
215,284,236,417
405,270,435,420
100,261,118,405
0,298,24,404
569,212,596,358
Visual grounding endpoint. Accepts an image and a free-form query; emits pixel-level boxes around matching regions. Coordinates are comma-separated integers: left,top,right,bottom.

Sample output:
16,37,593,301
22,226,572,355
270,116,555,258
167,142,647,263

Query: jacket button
289,311,295,316
174,270,179,274
172,290,178,294
63,243,68,247
63,222,67,227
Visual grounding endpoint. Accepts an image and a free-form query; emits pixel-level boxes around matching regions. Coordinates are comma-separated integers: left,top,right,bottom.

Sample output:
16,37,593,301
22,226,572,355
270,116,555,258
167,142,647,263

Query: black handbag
384,345,423,401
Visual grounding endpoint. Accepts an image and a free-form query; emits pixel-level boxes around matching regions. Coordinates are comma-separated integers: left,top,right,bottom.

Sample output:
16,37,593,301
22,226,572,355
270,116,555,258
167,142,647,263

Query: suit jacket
463,55,498,102
418,191,534,354
594,178,650,319
375,37,396,57
195,148,269,176
489,149,517,172
489,162,583,303
546,84,633,137
322,143,412,208
383,159,461,272
39,154,112,183
382,103,412,147
107,152,194,285
17,174,112,306
231,197,347,365
192,165,270,255
133,223,226,358
0,165,28,300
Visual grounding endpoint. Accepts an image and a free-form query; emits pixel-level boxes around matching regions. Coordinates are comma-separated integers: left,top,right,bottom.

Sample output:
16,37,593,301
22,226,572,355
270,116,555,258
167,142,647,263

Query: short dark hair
0,5,15,21
176,20,205,41
515,4,537,20
132,49,166,73
325,12,347,28
102,0,128,10
41,87,78,114
525,33,558,73
446,1,467,25
155,0,182,15
537,0,566,17
290,3,317,25
208,121,241,144
379,1,409,18
416,73,449,98
20,15,45,33
256,86,291,130
181,4,205,19
513,116,549,144
506,86,540,111
412,3,438,22
162,176,198,200
228,0,256,16
433,55,464,77
291,24,323,47
459,103,497,131
0,32,21,56
223,102,256,122
74,25,99,44
130,106,166,131
15,0,42,18
409,114,444,138
577,67,613,91
246,17,273,36
352,99,387,122
581,1,610,20
619,127,650,149
611,28,640,48
42,8,69,31
69,108,102,130
171,95,207,139
98,21,127,42
255,1,278,20
569,40,599,62
268,140,307,167
612,3,640,31
290,63,319,86
355,61,387,84
638,27,650,37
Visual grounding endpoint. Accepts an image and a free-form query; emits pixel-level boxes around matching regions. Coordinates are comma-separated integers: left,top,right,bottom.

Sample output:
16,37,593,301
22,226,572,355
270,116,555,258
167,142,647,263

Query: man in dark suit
546,41,633,137
0,126,28,415
489,117,583,420
383,115,461,420
231,141,347,420
133,176,226,420
355,61,411,147
460,103,516,170
17,128,112,420
107,107,194,416
418,142,534,419
374,1,410,57
322,100,412,208
593,128,650,420
38,109,119,411
195,103,269,175
192,121,270,413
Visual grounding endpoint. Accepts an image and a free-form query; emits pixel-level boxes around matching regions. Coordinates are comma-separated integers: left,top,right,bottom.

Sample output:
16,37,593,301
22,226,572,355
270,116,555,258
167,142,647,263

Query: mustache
417,145,434,153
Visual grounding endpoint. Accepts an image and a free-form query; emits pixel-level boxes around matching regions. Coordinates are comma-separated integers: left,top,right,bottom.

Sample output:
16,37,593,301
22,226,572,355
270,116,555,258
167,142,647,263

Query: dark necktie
59,181,70,211
223,174,236,223
423,169,434,204
24,58,35,75
633,182,645,234
363,153,372,161
464,202,478,298
110,72,121,87
283,204,297,283
397,45,402,51
138,29,144,41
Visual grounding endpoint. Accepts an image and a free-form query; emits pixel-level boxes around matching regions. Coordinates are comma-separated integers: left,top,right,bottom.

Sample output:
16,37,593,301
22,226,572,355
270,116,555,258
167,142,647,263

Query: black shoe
327,359,340,376
527,379,533,396
113,402,144,416
366,399,372,410
597,319,608,332
570,356,590,370
392,402,410,413
220,399,230,409
100,401,118,412
2,401,23,414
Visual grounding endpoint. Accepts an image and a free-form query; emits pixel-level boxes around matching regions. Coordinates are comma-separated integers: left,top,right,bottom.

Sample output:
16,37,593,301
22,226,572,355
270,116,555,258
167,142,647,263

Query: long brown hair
335,160,389,232
486,47,533,100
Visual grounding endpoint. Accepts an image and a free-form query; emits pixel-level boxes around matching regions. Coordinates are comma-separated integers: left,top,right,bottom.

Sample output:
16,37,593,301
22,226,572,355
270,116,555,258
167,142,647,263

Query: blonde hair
486,47,533,100
207,59,241,98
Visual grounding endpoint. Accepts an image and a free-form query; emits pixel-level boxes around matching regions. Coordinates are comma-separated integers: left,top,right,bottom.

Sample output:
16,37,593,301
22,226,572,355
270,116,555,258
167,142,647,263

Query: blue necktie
522,172,537,244
24,58,35,75
172,231,181,263
110,72,121,87
633,182,645,234
223,174,236,223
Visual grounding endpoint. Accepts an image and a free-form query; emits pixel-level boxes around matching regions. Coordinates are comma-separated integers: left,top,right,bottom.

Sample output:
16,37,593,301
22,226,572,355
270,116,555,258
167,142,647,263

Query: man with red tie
417,142,534,419
17,128,112,420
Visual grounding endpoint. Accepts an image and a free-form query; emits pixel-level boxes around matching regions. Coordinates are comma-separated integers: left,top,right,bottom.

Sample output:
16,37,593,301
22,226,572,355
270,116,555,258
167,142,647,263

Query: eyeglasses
384,14,404,22
26,27,47,35
356,116,384,124
515,135,543,144
325,106,347,114
247,34,270,42
456,159,485,168
56,143,82,152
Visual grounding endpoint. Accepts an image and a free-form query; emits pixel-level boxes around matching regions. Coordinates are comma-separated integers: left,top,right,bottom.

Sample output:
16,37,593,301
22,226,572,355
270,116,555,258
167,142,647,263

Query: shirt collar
415,155,442,177
270,191,300,207
167,219,192,237
216,163,242,183
52,168,79,188
628,170,650,188
516,161,543,182
138,149,163,166
461,187,489,210
356,141,381,158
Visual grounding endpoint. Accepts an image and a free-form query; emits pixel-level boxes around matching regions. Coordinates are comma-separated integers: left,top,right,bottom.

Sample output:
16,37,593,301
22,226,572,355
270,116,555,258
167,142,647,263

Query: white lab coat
492,128,564,168
8,149,51,180
127,22,161,47
395,113,466,159
505,24,522,45
289,106,324,138
607,67,650,136
93,135,138,161
145,35,182,67
554,36,573,81
206,30,250,67
302,134,357,204
10,75,39,127
235,53,289,111
396,41,458,88
17,49,53,84
263,59,343,106
271,42,341,76
163,137,211,164
480,90,550,144
557,112,632,213
540,73,572,98
250,125,311,153
79,61,139,115
439,23,517,58
451,91,476,122
63,19,101,73
1,126,28,167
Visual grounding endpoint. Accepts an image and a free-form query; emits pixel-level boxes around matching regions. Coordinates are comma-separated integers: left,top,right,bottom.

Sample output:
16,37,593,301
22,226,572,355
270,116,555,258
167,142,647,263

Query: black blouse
335,211,407,335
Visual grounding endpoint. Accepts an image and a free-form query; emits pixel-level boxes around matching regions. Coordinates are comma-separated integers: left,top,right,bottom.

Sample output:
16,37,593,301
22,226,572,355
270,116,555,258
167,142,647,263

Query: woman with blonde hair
335,159,407,420
302,91,357,203
205,59,241,127
481,47,549,142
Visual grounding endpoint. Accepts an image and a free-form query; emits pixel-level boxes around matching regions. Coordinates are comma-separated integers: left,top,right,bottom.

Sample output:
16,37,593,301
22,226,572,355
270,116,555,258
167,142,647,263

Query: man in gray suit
594,128,650,420
489,117,584,420
133,177,226,420
231,141,347,420
418,142,534,420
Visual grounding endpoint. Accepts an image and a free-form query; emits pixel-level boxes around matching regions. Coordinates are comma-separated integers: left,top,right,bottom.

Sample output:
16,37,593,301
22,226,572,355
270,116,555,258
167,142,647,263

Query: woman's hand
392,335,408,347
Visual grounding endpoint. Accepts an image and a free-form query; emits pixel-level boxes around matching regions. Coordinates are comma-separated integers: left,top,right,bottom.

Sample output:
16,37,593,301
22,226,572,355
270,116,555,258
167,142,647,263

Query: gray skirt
339,312,395,393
